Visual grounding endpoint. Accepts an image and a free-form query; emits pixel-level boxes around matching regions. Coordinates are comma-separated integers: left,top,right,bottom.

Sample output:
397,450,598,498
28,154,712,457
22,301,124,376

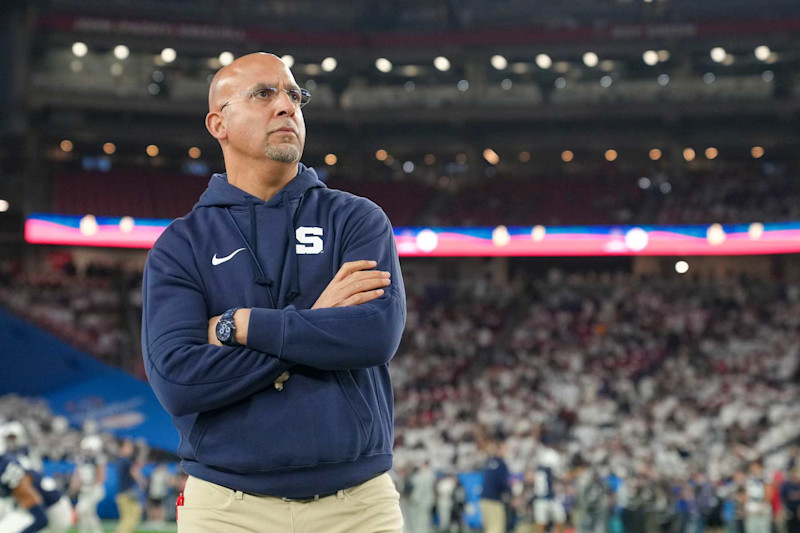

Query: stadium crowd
390,269,800,532
1,258,799,531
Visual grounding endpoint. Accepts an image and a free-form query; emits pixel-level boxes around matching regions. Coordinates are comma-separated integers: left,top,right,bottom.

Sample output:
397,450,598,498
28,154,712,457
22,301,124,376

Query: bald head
208,52,292,112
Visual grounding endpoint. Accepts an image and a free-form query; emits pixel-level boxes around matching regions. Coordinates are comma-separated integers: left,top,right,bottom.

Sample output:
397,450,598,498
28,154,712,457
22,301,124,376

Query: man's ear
206,112,227,140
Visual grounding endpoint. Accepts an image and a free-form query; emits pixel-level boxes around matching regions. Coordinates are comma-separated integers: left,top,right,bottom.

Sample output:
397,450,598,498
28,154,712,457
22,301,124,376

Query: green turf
67,521,176,533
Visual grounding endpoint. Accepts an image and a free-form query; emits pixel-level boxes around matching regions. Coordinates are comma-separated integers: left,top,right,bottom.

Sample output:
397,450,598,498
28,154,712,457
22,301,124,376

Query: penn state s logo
296,227,324,254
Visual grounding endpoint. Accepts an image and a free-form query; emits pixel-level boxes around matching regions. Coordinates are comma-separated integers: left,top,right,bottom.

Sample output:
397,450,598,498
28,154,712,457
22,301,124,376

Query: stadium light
160,48,177,63
643,50,658,66
490,55,508,70
188,147,201,159
675,261,689,274
146,145,159,157
79,215,98,236
403,161,415,173
72,42,88,57
583,52,599,67
710,47,726,63
375,149,388,161
510,63,529,74
483,149,500,165
562,150,574,162
754,46,771,61
535,54,552,69
605,149,617,162
705,147,718,160
683,148,696,162
119,216,135,234
321,57,337,72
748,223,764,240
325,153,337,165
60,140,73,152
707,224,726,246
751,146,764,158
281,55,295,68
492,226,511,247
0,200,9,212
375,58,392,73
103,143,116,155
114,45,130,60
434,56,451,71
649,149,662,161
219,51,234,66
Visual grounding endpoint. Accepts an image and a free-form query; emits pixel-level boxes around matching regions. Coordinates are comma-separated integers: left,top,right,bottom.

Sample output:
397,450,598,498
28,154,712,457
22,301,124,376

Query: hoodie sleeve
246,206,406,370
142,233,290,417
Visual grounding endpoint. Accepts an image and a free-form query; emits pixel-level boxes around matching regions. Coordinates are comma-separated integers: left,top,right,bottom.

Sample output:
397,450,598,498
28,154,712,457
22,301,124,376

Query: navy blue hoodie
142,164,406,498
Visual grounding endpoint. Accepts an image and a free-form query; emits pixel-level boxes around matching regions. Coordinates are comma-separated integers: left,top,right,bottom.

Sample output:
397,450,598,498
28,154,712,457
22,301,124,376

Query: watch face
217,321,232,342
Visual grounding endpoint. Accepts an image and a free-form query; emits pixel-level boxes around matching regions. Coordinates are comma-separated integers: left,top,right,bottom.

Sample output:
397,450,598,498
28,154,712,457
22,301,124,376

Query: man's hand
312,260,390,309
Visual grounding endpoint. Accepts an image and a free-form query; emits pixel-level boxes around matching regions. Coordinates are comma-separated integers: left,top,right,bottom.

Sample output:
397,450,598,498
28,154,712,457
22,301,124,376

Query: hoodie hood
195,163,326,209
194,163,326,306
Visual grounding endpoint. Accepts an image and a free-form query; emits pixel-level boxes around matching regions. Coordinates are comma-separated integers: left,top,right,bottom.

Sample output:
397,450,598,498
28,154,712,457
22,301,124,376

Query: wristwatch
215,307,240,346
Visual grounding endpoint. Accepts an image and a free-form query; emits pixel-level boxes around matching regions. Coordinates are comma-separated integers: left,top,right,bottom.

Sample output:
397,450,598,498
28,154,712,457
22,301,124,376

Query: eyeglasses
219,86,311,111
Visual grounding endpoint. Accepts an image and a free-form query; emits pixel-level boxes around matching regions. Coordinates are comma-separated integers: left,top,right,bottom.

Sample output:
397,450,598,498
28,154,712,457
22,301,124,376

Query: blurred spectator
114,440,144,533
480,439,511,533
408,460,436,533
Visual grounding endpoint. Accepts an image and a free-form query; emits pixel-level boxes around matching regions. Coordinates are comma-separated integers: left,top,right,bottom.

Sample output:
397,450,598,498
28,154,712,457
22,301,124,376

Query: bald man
142,53,406,533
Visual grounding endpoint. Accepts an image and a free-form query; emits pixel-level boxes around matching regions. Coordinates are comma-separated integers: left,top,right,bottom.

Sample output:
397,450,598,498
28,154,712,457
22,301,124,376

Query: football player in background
0,439,72,533
71,435,106,533
533,446,567,533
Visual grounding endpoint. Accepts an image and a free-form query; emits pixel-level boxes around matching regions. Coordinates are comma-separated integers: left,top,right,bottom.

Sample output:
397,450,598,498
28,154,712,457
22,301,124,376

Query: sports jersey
534,466,555,500
0,454,62,508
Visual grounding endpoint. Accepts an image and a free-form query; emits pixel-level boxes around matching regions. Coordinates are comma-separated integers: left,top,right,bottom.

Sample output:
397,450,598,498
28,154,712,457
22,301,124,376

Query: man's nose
274,90,296,116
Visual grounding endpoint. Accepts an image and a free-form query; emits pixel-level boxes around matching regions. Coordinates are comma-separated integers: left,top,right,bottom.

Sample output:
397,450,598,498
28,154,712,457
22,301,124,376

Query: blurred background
0,0,799,531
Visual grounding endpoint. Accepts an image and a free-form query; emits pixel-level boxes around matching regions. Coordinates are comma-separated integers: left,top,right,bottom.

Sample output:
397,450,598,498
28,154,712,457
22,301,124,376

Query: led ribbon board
25,214,800,256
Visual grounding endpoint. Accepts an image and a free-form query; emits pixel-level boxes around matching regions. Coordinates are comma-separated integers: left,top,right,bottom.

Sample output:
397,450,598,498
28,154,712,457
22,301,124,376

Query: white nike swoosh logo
212,248,246,266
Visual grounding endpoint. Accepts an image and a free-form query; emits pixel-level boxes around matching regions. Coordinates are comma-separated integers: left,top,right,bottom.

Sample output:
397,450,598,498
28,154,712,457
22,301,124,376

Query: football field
67,522,176,533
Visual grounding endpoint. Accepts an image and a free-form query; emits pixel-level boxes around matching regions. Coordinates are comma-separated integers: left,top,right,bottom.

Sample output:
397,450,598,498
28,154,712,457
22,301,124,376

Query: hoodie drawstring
225,205,276,308
283,190,301,304
225,193,304,308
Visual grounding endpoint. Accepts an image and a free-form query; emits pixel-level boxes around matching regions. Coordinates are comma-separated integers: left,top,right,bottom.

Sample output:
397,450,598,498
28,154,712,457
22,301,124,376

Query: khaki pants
115,491,142,533
179,472,404,533
479,499,506,533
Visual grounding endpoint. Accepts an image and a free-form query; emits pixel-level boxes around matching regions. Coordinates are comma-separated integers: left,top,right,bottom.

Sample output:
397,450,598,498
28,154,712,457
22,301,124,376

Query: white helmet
80,435,103,454
2,421,28,450
538,447,561,469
